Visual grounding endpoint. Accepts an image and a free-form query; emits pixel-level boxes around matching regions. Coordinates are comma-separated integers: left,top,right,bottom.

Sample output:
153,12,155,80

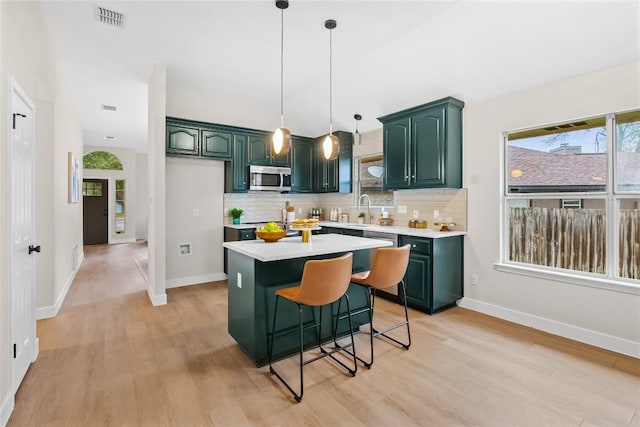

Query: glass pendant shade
273,127,291,155
322,134,340,160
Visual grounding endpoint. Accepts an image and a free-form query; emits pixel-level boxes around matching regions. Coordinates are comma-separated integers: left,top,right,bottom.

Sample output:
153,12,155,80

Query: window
82,181,102,197
503,110,640,284
115,179,125,234
355,154,394,207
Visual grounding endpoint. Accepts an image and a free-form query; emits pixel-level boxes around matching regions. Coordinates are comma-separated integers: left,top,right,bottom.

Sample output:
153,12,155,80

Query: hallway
7,243,640,426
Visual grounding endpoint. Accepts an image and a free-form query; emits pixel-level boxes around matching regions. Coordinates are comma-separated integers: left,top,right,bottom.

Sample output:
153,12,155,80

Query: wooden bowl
255,230,287,242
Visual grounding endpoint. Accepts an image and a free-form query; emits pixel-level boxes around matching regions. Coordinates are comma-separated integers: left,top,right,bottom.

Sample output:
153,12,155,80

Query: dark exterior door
83,179,108,245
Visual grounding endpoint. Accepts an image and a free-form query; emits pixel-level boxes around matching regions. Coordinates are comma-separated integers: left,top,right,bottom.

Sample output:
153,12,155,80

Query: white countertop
318,221,467,238
223,233,392,262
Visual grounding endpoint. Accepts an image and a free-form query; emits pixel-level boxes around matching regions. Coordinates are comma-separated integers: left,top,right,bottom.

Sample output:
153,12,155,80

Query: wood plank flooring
8,242,640,426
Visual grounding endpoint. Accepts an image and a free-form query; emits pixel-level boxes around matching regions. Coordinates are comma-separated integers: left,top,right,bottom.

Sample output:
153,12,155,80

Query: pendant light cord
280,8,285,128
329,26,333,135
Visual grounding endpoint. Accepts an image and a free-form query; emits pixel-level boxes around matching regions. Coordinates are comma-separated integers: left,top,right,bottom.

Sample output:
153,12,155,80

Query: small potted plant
357,212,366,224
229,208,244,224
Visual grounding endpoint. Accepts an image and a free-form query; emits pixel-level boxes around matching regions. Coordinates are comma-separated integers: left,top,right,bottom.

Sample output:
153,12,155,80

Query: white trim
35,251,84,320
146,285,167,306
109,237,136,245
0,393,14,427
494,262,640,295
165,272,227,289
458,297,640,359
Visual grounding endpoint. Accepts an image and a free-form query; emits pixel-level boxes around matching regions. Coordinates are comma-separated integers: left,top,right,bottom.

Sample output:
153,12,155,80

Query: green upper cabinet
247,132,291,167
201,128,233,159
166,123,200,156
378,97,464,190
313,131,352,193
225,134,248,193
166,117,231,160
291,137,314,193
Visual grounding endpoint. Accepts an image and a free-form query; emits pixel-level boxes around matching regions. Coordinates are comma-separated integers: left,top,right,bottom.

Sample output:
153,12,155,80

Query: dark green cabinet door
291,138,313,193
166,125,199,156
404,252,431,310
312,138,339,193
247,133,291,166
247,134,270,165
225,134,247,192
201,129,232,159
412,106,445,187
383,118,411,189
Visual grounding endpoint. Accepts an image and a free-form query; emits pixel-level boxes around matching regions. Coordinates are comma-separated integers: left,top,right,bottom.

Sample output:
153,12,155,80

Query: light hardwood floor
8,242,640,426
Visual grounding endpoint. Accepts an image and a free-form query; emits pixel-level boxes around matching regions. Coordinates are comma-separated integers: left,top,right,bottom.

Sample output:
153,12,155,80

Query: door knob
28,245,41,255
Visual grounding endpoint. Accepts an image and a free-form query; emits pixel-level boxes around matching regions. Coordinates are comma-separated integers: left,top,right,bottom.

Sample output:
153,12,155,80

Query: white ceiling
39,1,640,153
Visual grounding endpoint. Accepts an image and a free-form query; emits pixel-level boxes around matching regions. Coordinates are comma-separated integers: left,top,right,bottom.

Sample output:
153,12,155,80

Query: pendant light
322,19,340,161
353,113,362,145
272,0,291,156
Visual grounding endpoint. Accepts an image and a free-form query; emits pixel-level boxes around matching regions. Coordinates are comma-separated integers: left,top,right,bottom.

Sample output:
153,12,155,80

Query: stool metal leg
371,280,411,350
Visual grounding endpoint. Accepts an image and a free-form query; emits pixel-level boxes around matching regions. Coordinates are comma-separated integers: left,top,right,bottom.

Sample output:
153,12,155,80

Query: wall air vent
94,5,126,28
101,104,117,112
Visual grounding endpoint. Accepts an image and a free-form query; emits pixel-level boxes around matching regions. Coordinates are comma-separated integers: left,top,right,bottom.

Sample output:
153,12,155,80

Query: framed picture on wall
68,152,80,204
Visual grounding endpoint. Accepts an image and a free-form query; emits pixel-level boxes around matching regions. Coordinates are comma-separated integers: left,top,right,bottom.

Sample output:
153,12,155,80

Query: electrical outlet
193,208,199,217
413,210,419,219
471,274,478,286
298,208,302,214
434,210,440,219
397,205,407,214
237,272,242,289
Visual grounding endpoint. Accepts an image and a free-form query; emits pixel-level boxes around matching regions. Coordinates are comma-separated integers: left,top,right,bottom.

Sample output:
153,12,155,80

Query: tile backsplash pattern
224,188,467,231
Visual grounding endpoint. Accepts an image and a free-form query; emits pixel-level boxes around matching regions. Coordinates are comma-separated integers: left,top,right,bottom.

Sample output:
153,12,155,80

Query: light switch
397,205,407,214
193,208,199,217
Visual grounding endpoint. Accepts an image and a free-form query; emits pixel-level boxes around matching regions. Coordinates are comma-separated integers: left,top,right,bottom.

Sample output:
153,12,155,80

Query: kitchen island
223,233,392,366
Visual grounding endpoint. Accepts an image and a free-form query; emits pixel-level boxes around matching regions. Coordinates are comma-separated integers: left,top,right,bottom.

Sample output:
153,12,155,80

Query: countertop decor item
379,218,394,226
415,220,427,229
256,230,287,242
408,219,417,228
229,208,244,224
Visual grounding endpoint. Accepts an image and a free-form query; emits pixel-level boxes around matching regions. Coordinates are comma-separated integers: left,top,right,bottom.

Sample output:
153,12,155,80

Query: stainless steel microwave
249,165,291,192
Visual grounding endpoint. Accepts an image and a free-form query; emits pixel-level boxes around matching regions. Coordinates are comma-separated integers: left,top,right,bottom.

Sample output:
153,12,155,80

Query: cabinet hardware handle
412,244,416,248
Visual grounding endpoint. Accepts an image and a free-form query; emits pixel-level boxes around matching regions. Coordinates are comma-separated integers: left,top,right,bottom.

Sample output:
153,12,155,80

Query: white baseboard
165,272,227,289
457,298,640,359
146,284,167,306
0,392,14,427
35,251,85,320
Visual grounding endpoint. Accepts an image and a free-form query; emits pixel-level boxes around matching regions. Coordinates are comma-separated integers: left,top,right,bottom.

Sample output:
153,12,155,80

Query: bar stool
348,244,411,368
268,252,357,402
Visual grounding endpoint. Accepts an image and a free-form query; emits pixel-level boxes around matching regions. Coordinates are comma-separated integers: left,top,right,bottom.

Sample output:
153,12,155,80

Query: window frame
498,110,640,294
353,153,395,208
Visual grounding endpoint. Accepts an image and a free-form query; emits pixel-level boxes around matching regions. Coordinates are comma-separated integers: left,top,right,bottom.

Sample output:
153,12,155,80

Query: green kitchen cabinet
247,132,290,167
313,131,352,193
166,122,200,156
399,235,463,314
290,137,314,193
224,134,248,193
378,97,464,190
201,128,233,159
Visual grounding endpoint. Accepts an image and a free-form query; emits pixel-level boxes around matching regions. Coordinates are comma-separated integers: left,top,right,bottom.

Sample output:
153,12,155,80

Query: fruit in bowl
256,222,287,242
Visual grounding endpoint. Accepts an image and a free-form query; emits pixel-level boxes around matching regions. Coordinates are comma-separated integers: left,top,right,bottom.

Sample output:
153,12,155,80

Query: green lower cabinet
400,235,463,314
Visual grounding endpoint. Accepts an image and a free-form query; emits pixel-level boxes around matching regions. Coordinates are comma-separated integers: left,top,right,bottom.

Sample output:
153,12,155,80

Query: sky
509,128,606,154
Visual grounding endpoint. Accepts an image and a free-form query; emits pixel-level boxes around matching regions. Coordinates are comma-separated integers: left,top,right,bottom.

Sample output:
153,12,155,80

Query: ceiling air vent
101,104,117,112
94,5,126,28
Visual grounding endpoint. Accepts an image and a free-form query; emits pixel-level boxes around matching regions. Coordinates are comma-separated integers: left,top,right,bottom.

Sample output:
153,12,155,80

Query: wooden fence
620,209,640,279
509,207,639,278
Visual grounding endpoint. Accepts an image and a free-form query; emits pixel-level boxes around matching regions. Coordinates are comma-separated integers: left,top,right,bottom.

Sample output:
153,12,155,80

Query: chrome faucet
357,194,372,224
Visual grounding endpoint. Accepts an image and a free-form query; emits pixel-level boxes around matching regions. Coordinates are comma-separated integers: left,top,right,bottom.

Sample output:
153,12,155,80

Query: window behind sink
355,154,394,207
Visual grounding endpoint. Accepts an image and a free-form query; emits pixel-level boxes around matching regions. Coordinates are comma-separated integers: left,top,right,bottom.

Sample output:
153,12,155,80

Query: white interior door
10,78,37,391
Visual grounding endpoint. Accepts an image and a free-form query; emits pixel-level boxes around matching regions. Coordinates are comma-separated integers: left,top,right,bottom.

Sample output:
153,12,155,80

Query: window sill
493,262,640,296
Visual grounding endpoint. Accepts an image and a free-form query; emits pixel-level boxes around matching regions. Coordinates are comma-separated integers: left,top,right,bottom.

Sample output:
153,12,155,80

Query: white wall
136,153,148,241
83,145,138,244
165,157,225,286
147,64,167,306
0,1,83,423
462,61,640,356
